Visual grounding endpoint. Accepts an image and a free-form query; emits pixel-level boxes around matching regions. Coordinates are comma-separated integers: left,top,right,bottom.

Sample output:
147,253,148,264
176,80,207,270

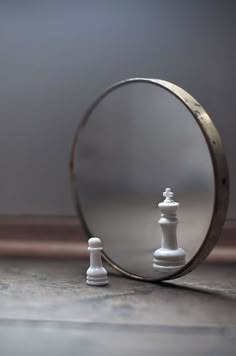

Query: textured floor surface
0,258,235,355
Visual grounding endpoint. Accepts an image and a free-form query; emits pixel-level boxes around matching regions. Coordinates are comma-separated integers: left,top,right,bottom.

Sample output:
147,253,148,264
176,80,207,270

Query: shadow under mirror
71,79,227,281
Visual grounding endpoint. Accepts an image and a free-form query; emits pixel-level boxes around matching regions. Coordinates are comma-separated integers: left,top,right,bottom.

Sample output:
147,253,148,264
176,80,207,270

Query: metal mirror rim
70,78,229,281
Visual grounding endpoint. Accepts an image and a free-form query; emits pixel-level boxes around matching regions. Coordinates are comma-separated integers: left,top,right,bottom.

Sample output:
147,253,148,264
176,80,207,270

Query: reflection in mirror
73,81,215,279
153,187,187,273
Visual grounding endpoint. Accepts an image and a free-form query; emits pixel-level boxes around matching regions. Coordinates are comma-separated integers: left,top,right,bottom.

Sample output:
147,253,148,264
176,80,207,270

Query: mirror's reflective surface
73,81,215,279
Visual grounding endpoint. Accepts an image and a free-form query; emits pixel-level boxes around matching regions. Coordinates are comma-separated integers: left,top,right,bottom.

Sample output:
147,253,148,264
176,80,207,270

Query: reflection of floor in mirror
0,258,235,355
106,248,189,278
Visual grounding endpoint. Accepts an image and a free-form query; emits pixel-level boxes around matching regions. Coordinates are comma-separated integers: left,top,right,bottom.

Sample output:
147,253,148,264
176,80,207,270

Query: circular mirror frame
70,78,229,281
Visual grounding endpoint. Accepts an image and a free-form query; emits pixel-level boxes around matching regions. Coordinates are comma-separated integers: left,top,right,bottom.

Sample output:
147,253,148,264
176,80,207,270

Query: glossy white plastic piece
86,237,109,286
153,188,186,273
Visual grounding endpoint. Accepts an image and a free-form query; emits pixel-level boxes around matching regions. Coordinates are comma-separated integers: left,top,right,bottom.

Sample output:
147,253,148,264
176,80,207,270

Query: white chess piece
86,237,109,286
153,188,186,273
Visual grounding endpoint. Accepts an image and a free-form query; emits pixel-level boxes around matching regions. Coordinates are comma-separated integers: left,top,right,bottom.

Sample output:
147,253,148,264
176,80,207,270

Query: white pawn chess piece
153,188,186,273
86,237,109,286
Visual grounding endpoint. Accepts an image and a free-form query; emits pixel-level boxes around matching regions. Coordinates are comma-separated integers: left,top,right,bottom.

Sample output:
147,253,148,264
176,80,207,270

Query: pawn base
86,275,109,286
153,247,186,273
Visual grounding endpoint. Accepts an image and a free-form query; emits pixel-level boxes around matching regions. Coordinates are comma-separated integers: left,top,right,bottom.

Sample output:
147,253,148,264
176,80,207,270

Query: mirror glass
72,81,215,279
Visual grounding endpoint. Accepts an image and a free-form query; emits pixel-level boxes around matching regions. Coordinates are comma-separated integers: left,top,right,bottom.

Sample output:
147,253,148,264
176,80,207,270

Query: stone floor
0,257,235,355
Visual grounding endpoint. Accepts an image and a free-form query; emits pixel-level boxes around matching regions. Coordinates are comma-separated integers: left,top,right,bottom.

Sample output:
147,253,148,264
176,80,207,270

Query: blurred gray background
0,0,235,219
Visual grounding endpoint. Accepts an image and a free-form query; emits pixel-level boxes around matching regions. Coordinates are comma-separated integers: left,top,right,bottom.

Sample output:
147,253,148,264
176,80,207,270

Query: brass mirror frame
70,78,229,281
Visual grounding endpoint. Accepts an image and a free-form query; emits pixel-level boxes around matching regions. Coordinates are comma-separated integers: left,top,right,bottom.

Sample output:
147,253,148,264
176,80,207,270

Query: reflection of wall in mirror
78,85,214,198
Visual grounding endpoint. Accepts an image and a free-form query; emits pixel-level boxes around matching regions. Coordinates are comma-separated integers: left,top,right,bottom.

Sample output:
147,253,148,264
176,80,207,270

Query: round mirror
70,78,229,281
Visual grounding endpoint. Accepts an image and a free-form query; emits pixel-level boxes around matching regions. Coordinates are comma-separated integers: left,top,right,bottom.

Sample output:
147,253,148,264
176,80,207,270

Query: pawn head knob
88,237,102,249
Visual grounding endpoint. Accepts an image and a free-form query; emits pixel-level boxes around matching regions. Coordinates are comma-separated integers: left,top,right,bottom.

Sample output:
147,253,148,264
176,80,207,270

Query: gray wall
0,0,235,218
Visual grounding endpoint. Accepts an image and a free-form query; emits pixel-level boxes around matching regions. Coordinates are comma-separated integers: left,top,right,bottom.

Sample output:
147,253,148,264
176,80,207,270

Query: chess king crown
158,188,179,217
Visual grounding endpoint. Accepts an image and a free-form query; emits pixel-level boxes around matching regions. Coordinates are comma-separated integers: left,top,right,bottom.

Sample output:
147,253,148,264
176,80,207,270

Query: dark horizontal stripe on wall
0,216,235,262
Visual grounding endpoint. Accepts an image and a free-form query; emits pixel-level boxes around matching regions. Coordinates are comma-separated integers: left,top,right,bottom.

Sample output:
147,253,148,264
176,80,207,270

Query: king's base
153,247,186,273
86,275,109,286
